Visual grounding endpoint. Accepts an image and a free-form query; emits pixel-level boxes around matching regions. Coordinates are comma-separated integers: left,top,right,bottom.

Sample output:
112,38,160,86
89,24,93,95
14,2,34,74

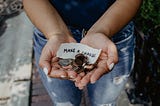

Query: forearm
23,0,70,39
87,0,142,37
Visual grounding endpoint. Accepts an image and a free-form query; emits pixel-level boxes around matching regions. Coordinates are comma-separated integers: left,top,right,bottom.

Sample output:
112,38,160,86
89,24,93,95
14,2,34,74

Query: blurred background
0,0,159,106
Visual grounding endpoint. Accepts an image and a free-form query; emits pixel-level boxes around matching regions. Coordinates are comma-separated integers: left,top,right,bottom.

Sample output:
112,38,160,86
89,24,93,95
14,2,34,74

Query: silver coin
58,59,73,66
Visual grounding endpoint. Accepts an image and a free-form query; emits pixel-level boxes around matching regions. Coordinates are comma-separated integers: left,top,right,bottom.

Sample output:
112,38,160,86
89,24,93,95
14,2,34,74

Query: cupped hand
39,34,78,79
76,32,118,89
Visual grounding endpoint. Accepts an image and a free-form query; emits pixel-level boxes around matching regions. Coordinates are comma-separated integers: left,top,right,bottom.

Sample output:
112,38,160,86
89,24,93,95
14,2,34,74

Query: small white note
56,43,101,64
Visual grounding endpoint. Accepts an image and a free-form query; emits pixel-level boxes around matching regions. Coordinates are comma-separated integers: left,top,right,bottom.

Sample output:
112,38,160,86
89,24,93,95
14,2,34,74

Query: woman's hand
39,34,78,79
75,33,118,89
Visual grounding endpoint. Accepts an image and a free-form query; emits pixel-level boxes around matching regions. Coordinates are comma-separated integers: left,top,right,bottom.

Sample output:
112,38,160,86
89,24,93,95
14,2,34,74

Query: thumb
39,59,51,75
106,45,118,70
39,49,52,75
106,56,115,70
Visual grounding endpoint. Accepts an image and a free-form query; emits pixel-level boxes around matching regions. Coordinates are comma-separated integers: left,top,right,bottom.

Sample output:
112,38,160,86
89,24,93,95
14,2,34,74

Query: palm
75,33,118,89
39,34,77,78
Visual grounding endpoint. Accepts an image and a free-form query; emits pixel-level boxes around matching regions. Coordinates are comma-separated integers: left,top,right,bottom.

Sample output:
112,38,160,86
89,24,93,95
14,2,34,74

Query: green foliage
135,0,160,34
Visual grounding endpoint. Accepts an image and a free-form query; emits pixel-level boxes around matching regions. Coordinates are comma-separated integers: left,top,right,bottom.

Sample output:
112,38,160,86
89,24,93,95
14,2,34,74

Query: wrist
45,31,71,40
87,28,112,38
86,31,111,39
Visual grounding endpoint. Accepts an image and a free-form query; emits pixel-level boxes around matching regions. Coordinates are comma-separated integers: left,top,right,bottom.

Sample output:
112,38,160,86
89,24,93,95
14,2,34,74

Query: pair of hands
39,32,118,89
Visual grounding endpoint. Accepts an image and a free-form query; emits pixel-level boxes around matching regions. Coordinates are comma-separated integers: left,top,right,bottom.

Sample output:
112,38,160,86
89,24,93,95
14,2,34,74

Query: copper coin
74,54,88,66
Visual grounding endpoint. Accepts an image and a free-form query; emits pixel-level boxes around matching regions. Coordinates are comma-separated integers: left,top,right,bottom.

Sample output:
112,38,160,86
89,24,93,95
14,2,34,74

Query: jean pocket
109,22,136,77
33,28,47,54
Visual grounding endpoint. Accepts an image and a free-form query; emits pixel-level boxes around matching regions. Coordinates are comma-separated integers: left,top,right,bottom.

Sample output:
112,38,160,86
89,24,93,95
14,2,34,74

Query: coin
58,53,96,74
58,58,73,66
74,53,88,66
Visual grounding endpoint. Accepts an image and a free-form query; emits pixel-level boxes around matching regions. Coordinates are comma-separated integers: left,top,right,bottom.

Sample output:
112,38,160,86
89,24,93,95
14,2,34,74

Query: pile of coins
58,53,96,74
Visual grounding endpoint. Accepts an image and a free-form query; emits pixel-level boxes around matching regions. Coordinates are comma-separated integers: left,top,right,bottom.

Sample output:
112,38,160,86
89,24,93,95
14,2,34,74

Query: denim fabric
33,21,135,106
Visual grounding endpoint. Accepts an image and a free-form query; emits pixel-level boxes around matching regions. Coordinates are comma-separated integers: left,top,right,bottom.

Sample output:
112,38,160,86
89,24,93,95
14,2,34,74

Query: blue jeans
33,22,135,106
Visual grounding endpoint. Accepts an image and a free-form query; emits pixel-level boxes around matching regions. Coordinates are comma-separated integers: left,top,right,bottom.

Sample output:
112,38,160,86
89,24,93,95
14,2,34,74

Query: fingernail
69,75,75,79
43,67,48,75
80,82,87,86
91,80,96,84
75,83,78,87
109,63,114,70
79,86,84,90
60,75,66,78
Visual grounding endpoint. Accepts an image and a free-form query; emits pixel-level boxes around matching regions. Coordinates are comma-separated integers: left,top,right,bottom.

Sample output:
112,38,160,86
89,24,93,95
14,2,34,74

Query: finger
39,57,51,75
103,46,118,70
39,48,53,75
107,44,118,65
79,71,93,86
67,70,78,79
75,81,85,90
90,55,116,84
90,67,106,84
75,82,79,87
99,52,108,60
62,65,72,70
78,86,84,90
51,57,59,63
43,67,49,76
51,62,61,69
75,78,85,90
106,56,115,70
74,74,83,83
49,68,67,79
79,72,85,77
73,72,85,84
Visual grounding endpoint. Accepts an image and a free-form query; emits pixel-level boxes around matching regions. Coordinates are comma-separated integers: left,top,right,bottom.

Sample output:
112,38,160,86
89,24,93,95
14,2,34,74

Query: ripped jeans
33,22,135,106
